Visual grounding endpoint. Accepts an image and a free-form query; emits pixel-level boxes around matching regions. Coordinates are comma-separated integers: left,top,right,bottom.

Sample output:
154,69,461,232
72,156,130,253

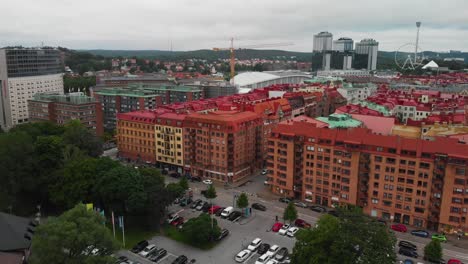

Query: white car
166,213,179,224
266,259,279,264
255,253,271,264
235,249,252,263
247,238,262,251
278,224,290,235
287,227,299,237
266,245,279,257
139,244,157,257
261,169,267,175
203,179,213,185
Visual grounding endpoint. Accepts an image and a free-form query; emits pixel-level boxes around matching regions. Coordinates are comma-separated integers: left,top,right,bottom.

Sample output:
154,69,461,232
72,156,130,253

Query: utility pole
415,22,421,64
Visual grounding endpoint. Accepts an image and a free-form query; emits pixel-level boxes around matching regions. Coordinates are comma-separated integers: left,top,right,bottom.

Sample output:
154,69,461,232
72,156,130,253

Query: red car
171,216,184,226
390,223,407,232
447,259,463,264
272,222,283,232
295,219,311,228
208,205,221,214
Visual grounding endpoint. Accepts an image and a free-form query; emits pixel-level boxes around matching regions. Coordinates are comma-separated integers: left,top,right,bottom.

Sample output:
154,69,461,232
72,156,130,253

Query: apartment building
28,92,103,135
267,121,468,233
155,112,186,173
0,48,63,130
184,111,263,183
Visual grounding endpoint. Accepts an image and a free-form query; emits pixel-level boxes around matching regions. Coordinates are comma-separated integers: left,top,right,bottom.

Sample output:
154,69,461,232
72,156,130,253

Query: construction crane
213,38,294,80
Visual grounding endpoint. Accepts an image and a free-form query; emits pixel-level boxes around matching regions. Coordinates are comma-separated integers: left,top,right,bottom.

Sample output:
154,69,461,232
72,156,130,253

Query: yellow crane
213,38,294,79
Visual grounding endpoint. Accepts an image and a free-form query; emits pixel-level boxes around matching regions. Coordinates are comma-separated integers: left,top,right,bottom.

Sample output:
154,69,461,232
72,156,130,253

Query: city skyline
1,0,468,52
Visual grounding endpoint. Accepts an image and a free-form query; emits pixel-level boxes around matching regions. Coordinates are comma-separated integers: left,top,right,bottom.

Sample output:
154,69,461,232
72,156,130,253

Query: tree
179,177,189,191
204,184,217,200
283,202,298,224
291,207,396,264
29,204,119,264
166,183,185,200
236,193,249,210
62,120,103,157
181,213,221,245
424,240,443,262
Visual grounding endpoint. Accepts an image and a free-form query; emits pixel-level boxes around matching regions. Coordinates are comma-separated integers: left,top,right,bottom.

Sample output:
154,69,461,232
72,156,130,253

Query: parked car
279,224,291,235
376,219,387,226
247,238,262,251
257,243,271,255
275,247,289,261
139,244,157,257
221,206,234,218
252,203,267,211
272,222,283,232
266,260,279,264
398,247,418,258
410,230,429,238
191,176,202,182
431,233,447,242
208,205,222,214
166,213,179,224
279,197,292,203
310,205,327,213
216,228,230,241
261,169,267,175
179,197,193,207
215,207,225,216
172,255,188,264
174,198,181,204
170,216,184,227
196,201,207,211
391,223,407,233
228,211,242,221
294,201,308,208
201,202,213,212
287,227,299,237
130,240,148,253
447,259,463,264
235,249,252,263
148,248,167,262
294,219,311,228
327,210,339,217
203,179,213,185
190,199,202,209
266,245,279,257
403,259,414,264
256,253,271,264
398,240,417,251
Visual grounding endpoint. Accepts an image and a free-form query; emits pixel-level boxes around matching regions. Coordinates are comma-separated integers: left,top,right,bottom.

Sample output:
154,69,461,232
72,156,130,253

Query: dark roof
0,212,33,251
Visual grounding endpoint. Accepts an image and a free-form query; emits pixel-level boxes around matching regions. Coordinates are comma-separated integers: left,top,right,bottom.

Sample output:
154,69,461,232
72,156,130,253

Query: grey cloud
1,0,467,51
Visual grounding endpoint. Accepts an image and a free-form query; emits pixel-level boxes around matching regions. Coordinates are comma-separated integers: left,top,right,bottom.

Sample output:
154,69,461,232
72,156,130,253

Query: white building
333,37,354,52
316,69,371,78
355,39,379,71
313,32,333,52
232,70,312,90
0,48,63,130
337,83,377,104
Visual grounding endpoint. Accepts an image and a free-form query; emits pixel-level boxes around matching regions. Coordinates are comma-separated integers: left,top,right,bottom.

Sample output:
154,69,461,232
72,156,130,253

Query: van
221,206,234,218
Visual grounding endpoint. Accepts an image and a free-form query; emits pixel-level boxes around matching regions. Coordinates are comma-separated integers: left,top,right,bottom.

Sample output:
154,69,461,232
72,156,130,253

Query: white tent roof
231,72,278,87
422,60,439,69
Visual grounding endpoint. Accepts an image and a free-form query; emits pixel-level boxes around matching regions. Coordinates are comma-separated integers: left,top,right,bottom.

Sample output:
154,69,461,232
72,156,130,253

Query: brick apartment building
267,121,468,233
184,111,263,183
28,92,103,136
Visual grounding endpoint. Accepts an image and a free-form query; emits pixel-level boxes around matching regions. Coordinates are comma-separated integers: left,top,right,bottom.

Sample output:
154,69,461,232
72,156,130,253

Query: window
455,178,465,185
456,168,466,175
372,199,379,204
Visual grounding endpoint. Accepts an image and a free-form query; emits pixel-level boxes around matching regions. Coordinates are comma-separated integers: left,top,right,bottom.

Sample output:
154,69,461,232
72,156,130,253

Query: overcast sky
1,0,467,52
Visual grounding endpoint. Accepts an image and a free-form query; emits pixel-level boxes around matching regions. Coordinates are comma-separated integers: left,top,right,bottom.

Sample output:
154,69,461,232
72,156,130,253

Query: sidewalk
449,235,468,249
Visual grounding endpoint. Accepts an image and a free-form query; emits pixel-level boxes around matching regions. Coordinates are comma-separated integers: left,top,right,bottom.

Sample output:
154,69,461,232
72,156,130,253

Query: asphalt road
118,172,468,264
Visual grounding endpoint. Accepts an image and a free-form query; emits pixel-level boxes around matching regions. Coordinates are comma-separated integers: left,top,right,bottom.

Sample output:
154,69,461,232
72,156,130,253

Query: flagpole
122,216,126,248
111,211,116,238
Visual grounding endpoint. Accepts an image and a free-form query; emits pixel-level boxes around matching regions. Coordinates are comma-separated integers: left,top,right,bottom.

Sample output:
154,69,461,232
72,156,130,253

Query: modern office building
313,32,333,52
0,47,63,130
354,39,379,71
333,37,354,52
28,92,103,135
184,111,263,183
267,121,468,233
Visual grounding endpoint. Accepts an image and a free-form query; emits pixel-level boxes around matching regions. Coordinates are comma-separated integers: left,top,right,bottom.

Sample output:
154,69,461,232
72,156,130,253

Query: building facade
184,111,263,183
0,48,63,130
313,32,333,52
267,122,468,233
354,39,379,71
333,37,354,52
28,92,103,135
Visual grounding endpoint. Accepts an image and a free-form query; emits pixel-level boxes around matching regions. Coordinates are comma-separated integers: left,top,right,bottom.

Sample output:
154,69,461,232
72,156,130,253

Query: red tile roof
350,114,396,135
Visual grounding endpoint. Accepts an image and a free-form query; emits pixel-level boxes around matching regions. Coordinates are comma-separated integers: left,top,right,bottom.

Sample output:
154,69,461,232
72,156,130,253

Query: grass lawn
163,225,216,250
107,224,158,249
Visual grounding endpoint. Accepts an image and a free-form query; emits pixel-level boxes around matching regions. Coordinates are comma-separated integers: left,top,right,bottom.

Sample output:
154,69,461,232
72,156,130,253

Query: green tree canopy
30,204,119,264
179,177,189,191
283,202,298,223
204,184,217,200
424,240,443,262
62,120,103,157
236,193,249,209
181,213,221,245
291,207,396,264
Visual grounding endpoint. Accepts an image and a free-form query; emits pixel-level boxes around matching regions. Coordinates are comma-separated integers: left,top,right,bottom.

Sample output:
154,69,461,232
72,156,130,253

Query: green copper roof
358,101,391,116
316,113,362,128
94,84,202,98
